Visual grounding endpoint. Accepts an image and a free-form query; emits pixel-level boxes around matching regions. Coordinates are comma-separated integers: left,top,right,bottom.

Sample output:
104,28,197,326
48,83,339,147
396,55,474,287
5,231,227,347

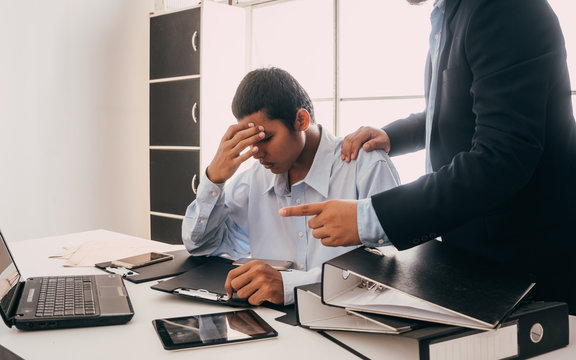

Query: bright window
249,0,575,183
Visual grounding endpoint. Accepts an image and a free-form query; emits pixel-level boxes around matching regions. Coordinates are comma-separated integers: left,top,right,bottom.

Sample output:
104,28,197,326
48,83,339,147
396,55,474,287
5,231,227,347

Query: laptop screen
0,231,21,320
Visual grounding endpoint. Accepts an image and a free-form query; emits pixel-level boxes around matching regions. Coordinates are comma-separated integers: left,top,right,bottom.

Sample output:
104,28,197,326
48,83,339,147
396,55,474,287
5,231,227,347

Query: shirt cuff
196,171,224,203
280,267,322,305
357,198,392,247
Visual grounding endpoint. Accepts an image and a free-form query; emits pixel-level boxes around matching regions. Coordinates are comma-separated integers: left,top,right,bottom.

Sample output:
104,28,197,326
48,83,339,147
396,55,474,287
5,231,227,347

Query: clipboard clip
105,266,139,277
175,288,229,302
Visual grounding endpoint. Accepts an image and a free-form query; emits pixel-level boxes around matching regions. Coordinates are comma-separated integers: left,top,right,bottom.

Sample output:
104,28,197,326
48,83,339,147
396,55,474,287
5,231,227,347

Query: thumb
363,140,377,152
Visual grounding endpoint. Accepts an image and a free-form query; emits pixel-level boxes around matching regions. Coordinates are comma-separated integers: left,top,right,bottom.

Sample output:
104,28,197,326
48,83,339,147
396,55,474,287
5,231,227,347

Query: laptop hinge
5,281,26,326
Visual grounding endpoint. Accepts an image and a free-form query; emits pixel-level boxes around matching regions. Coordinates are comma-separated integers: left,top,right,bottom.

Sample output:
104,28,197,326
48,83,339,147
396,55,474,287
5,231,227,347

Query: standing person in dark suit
280,0,576,313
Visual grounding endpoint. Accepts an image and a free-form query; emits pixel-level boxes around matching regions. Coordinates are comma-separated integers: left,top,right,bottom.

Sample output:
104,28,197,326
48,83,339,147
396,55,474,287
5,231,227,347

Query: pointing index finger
279,202,325,217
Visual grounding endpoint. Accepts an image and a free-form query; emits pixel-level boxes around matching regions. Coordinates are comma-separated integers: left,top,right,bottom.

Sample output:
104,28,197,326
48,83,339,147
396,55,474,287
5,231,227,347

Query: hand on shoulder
341,126,391,163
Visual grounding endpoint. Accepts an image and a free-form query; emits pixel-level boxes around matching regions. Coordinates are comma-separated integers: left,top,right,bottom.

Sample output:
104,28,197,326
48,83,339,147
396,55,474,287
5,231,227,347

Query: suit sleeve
384,111,426,157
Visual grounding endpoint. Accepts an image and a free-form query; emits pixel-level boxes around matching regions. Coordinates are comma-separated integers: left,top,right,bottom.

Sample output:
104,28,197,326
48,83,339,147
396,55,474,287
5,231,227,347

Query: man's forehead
238,111,280,127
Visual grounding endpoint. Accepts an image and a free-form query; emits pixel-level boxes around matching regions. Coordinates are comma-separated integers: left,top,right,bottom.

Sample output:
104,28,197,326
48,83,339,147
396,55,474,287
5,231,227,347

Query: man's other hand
225,260,284,305
341,126,391,163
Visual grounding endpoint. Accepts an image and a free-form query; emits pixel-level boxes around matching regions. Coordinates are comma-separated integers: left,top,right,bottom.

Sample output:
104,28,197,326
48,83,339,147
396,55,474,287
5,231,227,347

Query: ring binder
322,242,535,330
319,302,570,360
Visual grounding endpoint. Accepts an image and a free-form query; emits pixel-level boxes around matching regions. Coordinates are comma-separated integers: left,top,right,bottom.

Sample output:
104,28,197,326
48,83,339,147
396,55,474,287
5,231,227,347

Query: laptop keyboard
35,276,96,317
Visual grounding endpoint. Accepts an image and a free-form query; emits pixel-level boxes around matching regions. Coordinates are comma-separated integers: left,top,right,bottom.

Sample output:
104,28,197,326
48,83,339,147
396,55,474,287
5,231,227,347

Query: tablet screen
153,309,278,350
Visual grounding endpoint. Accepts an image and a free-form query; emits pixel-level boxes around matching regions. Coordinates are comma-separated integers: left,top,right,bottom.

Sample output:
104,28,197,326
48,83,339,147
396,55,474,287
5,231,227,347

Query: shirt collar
263,125,335,198
434,0,446,12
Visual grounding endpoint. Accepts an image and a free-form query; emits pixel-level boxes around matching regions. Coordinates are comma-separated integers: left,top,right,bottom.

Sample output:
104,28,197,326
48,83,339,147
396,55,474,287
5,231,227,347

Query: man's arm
182,122,264,257
182,171,251,258
383,111,426,157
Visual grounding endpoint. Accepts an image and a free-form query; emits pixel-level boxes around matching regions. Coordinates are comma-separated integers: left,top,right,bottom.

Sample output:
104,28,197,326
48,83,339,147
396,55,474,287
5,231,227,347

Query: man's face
238,110,305,174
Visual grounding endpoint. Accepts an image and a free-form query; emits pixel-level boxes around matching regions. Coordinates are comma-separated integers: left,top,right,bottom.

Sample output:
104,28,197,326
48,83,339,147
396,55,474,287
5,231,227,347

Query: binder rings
95,249,209,283
320,302,569,360
322,242,535,330
296,283,424,334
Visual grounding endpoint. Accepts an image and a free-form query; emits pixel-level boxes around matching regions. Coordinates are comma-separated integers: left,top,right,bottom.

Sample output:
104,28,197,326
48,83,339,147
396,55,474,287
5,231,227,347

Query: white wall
0,0,154,241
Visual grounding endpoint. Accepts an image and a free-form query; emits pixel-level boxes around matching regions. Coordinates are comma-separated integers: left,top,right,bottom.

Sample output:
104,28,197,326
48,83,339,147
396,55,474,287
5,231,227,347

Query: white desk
2,230,575,360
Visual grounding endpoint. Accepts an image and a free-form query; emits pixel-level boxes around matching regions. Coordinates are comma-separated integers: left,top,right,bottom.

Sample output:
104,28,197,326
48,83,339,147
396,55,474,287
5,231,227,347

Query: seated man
182,67,399,305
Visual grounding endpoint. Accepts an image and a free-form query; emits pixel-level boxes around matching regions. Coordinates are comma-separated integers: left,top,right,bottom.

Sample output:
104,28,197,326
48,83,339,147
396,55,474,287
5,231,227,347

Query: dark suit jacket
372,0,576,310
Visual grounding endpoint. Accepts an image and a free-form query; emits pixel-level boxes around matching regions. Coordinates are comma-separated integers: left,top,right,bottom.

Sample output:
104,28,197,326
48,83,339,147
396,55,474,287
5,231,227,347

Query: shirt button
200,220,205,224
298,231,304,237
299,264,305,270
378,239,384,245
295,199,301,204
210,191,217,197
434,33,439,40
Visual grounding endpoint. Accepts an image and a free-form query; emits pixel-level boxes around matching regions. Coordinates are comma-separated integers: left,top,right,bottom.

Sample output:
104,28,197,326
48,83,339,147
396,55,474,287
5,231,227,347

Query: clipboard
95,249,211,283
150,257,251,307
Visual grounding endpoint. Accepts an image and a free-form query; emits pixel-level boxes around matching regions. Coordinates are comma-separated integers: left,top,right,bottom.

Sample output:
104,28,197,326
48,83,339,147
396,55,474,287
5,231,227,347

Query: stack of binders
295,240,570,360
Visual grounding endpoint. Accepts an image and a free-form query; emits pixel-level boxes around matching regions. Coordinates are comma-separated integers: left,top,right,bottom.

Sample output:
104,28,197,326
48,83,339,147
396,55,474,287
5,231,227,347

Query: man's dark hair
231,67,315,131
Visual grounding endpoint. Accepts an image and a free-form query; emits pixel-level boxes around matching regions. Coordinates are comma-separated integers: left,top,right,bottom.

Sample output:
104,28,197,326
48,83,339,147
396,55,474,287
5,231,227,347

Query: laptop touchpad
99,285,126,297
98,286,131,314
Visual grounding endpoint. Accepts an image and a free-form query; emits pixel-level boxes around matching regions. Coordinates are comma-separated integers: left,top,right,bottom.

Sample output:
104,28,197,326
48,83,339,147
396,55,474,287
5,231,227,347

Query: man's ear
294,109,310,132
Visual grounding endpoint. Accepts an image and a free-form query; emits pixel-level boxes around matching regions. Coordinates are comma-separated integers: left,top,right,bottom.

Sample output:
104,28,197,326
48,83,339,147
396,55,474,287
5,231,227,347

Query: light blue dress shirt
182,128,400,304
425,0,446,173
359,0,445,246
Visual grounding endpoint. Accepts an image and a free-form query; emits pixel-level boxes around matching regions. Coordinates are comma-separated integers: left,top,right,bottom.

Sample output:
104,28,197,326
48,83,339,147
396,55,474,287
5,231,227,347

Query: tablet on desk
152,309,278,351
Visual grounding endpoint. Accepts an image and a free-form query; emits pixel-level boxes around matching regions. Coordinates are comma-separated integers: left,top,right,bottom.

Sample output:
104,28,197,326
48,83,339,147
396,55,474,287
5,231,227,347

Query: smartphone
232,258,293,271
152,309,278,351
111,252,174,269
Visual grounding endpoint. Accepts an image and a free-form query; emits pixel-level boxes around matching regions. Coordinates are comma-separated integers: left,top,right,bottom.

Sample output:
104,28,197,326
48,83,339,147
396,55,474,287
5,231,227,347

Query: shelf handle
191,102,198,123
191,173,198,195
191,30,198,52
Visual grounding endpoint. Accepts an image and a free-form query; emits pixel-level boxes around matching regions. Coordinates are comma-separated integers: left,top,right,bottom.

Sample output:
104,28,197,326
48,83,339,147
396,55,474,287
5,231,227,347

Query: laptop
0,229,134,330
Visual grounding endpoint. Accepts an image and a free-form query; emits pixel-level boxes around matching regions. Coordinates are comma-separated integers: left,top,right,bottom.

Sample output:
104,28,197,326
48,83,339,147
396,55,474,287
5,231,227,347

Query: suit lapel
438,0,461,71
426,0,461,100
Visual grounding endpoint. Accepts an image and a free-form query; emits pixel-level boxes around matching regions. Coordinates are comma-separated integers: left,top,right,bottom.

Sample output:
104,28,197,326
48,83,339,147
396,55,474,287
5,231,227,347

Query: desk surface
2,230,575,360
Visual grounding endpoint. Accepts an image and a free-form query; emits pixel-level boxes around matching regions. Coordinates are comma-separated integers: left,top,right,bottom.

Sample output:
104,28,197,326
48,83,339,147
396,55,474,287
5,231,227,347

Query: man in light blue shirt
182,67,400,305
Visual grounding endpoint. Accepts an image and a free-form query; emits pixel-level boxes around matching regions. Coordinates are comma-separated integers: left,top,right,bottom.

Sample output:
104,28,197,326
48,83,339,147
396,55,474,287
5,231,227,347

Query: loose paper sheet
49,232,184,267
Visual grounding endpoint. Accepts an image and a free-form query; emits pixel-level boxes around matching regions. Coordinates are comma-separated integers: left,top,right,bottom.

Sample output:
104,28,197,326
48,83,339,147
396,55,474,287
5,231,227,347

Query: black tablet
152,309,278,350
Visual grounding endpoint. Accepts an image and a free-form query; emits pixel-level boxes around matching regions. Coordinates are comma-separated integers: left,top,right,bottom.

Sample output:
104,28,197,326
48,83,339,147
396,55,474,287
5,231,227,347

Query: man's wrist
356,198,391,247
206,166,225,184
